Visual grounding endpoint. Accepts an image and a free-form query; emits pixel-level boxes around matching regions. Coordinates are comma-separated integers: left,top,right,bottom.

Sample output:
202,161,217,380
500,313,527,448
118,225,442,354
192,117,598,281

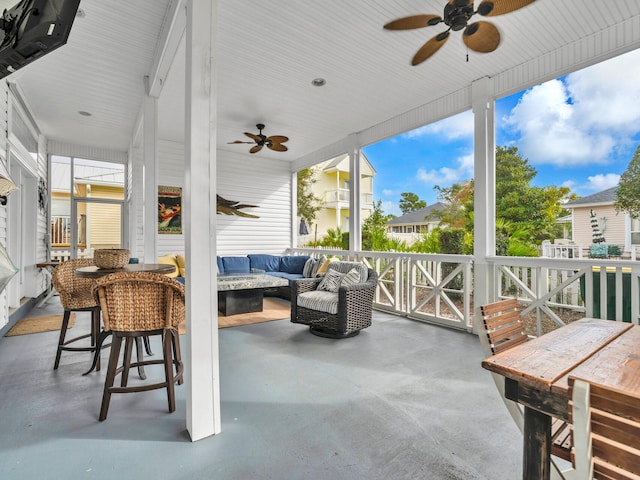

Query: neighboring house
386,202,445,245
564,186,639,257
301,153,375,245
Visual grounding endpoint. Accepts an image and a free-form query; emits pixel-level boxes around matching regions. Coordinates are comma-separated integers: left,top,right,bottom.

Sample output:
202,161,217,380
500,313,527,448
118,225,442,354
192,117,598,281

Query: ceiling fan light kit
384,0,536,65
227,123,289,154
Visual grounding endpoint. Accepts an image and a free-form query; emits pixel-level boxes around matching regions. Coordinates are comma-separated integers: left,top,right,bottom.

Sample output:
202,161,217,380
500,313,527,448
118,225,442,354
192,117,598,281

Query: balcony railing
50,215,71,245
287,248,640,335
323,189,374,209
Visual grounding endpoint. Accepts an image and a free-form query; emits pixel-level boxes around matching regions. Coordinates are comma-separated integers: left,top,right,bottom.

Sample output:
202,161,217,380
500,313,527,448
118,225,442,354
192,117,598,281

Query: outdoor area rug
5,314,75,337
179,298,290,333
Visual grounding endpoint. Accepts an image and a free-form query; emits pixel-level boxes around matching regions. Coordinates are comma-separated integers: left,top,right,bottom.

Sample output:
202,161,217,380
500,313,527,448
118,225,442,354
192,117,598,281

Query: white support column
143,96,158,263
472,76,496,319
348,134,362,252
185,0,221,441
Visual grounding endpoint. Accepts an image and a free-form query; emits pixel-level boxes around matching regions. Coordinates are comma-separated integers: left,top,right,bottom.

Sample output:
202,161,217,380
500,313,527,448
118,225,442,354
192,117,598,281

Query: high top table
74,263,176,278
482,318,640,480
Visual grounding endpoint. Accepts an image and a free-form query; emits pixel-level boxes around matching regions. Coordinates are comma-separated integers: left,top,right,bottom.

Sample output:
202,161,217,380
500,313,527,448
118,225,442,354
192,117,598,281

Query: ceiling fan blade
384,14,441,30
267,135,289,144
463,21,500,53
268,143,288,152
412,31,449,65
244,132,262,142
228,140,254,144
477,0,536,17
249,145,263,154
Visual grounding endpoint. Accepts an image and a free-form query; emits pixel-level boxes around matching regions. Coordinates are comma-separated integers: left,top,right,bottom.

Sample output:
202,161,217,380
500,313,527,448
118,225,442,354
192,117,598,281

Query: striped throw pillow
340,268,361,288
302,258,317,278
317,269,344,292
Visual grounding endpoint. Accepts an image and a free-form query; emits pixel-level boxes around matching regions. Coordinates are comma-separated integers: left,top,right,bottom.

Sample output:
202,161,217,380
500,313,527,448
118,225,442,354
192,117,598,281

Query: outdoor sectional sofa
158,253,311,299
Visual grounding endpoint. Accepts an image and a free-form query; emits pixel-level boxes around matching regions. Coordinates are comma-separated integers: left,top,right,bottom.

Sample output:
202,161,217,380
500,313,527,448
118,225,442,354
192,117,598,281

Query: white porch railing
288,248,474,331
287,248,640,335
489,256,640,334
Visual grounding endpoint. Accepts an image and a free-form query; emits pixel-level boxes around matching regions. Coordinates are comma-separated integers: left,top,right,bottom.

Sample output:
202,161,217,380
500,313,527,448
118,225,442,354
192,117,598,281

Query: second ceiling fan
228,124,289,154
384,0,536,65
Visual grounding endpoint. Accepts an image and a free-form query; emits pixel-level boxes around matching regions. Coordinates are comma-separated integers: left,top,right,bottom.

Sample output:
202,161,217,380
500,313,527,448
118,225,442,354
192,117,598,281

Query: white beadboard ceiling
7,0,640,163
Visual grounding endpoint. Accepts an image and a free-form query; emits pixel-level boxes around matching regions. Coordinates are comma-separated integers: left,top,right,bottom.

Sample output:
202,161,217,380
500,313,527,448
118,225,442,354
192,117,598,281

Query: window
632,218,640,245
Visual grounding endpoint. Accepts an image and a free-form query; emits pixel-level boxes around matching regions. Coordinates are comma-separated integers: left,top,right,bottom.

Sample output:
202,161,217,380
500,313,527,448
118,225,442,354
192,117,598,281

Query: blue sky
363,49,640,217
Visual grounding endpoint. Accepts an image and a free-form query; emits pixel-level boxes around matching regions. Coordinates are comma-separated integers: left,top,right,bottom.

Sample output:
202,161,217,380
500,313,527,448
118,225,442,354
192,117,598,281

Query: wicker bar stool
92,271,184,421
52,258,106,371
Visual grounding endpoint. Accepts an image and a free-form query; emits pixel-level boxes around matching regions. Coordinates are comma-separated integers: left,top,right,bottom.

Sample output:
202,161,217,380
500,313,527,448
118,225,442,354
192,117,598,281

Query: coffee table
217,273,289,316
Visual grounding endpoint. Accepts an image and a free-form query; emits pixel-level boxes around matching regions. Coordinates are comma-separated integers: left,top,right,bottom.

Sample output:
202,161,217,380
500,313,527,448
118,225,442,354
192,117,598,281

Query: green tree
615,145,640,218
297,168,322,227
430,181,474,229
399,192,426,215
430,146,573,253
318,227,344,248
362,200,394,251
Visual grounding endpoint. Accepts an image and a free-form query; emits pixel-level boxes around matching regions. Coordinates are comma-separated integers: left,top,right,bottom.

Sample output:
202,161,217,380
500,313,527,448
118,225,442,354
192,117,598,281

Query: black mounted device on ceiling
0,0,81,80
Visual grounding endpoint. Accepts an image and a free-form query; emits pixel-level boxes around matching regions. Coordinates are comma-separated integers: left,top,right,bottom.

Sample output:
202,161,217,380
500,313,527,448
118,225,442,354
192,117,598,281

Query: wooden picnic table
482,317,640,480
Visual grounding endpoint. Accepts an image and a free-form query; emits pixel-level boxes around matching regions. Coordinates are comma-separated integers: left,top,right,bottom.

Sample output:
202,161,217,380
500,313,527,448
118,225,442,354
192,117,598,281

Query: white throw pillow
317,269,344,292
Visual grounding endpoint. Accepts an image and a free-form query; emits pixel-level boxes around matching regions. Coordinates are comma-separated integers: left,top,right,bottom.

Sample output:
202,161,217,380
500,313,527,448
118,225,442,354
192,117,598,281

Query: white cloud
381,200,401,217
503,49,640,167
402,110,474,140
583,173,620,192
382,189,394,197
416,153,473,185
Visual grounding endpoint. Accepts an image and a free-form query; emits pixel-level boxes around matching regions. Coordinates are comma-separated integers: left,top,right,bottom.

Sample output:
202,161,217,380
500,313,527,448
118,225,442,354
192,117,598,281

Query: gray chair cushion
297,290,339,314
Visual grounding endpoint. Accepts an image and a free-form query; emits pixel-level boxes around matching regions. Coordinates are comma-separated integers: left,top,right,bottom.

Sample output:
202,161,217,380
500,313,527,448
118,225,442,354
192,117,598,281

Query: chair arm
292,277,322,295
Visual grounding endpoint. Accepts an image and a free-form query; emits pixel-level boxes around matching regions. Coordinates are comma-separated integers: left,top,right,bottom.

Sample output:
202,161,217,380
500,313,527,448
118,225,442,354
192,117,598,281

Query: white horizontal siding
217,151,292,256
46,141,127,164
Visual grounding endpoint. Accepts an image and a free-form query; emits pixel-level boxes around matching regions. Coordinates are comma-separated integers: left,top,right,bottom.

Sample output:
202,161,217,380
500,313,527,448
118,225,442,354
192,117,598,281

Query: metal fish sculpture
216,194,259,218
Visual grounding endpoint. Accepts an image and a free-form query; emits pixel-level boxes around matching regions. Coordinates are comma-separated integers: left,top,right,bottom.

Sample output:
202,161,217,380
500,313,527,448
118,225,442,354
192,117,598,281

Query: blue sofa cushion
222,256,250,274
217,256,224,274
279,255,309,274
248,254,281,272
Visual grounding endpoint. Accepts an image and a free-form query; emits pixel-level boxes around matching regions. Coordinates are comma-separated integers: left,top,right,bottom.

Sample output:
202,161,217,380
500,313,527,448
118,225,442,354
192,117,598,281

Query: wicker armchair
291,261,378,338
51,258,105,371
92,272,184,421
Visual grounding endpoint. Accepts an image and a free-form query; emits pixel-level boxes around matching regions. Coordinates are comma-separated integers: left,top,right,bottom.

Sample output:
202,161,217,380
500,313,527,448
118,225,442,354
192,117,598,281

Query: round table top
74,263,176,279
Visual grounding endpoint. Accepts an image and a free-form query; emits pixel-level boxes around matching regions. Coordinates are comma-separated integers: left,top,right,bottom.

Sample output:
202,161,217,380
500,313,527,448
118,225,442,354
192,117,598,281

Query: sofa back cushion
248,254,281,272
279,255,309,274
222,256,250,274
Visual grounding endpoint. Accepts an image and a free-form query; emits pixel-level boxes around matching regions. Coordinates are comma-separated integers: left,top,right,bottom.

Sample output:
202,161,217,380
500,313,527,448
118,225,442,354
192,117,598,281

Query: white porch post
185,0,221,440
472,76,496,328
348,134,362,252
142,96,158,263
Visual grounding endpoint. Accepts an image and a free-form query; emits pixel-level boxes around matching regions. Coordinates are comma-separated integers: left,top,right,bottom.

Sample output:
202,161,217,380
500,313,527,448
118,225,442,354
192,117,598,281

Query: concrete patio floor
0,298,522,479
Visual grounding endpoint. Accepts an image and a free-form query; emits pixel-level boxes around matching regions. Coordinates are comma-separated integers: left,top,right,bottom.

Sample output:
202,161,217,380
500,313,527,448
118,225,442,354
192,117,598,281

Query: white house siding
573,205,626,253
150,143,292,258
216,151,291,256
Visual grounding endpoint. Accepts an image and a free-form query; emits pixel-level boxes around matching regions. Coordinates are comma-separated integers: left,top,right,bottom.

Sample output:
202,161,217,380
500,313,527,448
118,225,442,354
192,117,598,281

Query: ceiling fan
227,123,289,154
383,0,536,65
